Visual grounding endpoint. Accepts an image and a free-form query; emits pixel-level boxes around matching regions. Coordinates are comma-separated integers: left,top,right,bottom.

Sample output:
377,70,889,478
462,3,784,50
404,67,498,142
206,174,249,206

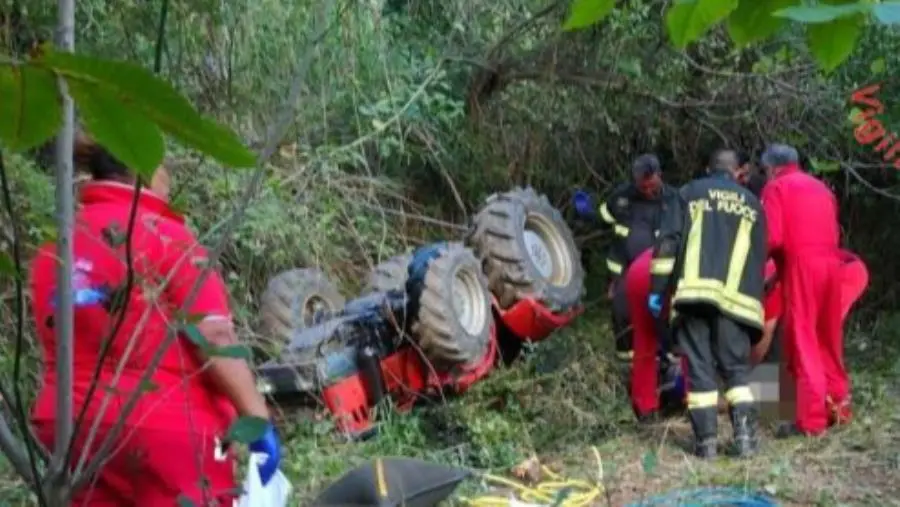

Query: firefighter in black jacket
647,149,766,459
574,154,679,361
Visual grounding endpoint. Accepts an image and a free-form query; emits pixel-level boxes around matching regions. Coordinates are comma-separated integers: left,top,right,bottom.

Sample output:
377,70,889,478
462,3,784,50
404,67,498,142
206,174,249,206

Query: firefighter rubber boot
688,407,718,459
728,403,758,458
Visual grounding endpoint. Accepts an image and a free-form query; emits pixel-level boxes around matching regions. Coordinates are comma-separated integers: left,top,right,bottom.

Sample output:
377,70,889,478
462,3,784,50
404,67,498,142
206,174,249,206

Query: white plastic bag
237,453,292,507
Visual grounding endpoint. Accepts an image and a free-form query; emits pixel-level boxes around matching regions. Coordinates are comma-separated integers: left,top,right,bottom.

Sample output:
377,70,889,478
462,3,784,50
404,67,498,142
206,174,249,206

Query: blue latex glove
572,190,596,219
647,293,663,318
249,422,282,485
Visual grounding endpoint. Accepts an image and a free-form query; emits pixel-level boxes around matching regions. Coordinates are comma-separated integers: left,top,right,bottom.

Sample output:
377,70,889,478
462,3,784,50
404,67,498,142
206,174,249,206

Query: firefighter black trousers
611,277,631,359
676,304,754,440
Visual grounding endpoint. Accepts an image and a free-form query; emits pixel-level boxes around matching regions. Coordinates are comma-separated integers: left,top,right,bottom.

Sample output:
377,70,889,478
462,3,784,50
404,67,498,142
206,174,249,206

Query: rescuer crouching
572,155,679,363
647,149,766,459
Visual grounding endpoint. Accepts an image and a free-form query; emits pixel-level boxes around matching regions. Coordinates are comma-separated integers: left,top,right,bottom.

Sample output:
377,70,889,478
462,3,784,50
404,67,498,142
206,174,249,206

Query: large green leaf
0,65,61,151
66,79,166,179
666,0,739,50
37,50,256,168
562,0,616,31
774,3,871,23
806,14,863,72
873,3,900,24
726,0,799,46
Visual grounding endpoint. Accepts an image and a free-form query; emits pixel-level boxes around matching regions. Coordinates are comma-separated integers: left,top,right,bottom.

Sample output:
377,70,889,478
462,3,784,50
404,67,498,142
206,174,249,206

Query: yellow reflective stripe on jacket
726,218,753,289
725,386,754,405
614,224,630,237
672,279,764,328
687,391,718,409
682,204,704,281
650,258,674,275
616,350,634,361
606,259,623,274
599,203,616,224
674,202,762,328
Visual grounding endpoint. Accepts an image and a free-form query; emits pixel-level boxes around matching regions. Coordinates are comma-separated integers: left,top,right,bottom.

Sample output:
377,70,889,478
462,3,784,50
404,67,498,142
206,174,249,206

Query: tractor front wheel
409,243,493,371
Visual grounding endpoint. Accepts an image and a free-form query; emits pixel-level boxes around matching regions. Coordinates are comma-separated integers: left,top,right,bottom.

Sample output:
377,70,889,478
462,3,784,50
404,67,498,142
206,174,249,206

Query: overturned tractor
254,187,585,438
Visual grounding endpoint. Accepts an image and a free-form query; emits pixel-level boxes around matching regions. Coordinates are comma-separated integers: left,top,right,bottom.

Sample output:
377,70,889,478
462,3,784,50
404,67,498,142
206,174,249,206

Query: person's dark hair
74,133,132,181
632,153,661,178
747,171,767,198
708,149,738,173
737,151,751,167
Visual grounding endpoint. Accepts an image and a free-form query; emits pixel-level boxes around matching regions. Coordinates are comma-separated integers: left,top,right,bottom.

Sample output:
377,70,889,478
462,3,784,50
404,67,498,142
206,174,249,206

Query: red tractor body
320,298,582,437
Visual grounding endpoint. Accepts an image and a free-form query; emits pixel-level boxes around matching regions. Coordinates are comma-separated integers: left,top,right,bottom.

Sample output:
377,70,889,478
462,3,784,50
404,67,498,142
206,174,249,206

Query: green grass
1,310,898,506
272,309,900,506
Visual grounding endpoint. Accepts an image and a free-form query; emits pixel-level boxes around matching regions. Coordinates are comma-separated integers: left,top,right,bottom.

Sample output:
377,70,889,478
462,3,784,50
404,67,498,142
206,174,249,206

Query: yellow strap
687,390,718,409
725,386,754,405
616,350,634,361
375,458,388,498
614,224,630,237
606,259,623,274
599,203,615,224
650,258,674,275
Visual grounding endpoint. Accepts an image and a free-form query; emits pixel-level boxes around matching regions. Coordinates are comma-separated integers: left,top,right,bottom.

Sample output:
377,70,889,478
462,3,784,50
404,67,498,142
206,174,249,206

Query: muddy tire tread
411,243,492,370
466,186,585,311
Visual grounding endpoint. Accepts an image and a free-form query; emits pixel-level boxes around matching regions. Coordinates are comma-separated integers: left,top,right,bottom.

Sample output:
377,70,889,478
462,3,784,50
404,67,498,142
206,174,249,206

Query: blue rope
627,487,778,506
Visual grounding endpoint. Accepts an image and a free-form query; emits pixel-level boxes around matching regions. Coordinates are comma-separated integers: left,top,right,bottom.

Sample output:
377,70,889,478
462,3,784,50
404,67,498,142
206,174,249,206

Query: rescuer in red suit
751,250,868,426
626,247,669,422
29,138,280,505
759,144,843,437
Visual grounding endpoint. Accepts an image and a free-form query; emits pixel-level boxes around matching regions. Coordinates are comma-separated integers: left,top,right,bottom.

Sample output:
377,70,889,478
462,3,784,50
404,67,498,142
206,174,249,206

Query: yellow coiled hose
461,446,603,507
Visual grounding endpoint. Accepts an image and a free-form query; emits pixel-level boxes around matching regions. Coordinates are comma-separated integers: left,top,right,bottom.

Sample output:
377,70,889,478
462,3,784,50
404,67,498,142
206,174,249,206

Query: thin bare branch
72,2,343,489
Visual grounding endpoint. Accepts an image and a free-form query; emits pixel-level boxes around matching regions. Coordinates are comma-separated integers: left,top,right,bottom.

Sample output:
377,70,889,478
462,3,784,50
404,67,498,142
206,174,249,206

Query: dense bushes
4,0,900,326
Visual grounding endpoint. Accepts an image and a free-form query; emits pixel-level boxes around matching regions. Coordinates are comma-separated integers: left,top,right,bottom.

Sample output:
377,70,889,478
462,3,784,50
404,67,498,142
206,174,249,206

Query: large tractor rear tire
365,254,412,293
258,268,346,349
466,187,585,311
409,243,493,371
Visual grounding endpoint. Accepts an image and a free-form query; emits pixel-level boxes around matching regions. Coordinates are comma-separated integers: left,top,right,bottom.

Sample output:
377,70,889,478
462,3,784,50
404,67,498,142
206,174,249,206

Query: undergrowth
271,308,900,506
1,270,898,505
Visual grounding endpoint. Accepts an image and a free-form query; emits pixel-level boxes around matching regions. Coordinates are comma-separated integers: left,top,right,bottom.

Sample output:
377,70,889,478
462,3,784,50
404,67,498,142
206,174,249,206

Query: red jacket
30,182,237,433
761,163,840,260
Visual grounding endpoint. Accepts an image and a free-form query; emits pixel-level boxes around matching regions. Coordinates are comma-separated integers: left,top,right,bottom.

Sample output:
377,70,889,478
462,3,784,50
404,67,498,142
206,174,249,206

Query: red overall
761,163,842,434
763,260,781,323
627,248,677,416
30,182,238,506
838,251,869,323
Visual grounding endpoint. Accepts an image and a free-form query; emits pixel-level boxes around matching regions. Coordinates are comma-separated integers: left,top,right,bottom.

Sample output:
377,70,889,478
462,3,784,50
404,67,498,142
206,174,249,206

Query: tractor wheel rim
524,214,572,286
300,295,331,327
452,267,487,336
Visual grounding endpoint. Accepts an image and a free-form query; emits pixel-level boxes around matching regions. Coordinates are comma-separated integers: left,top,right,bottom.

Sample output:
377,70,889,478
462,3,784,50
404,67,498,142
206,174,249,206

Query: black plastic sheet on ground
313,457,470,507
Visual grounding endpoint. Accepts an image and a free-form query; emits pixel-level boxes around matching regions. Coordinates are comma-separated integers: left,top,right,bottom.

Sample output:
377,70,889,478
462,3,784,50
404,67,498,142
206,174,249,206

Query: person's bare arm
750,319,778,366
198,318,269,419
162,221,269,420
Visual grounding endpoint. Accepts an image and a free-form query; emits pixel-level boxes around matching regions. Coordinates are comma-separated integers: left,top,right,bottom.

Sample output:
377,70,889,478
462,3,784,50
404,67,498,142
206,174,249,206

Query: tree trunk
50,0,76,503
